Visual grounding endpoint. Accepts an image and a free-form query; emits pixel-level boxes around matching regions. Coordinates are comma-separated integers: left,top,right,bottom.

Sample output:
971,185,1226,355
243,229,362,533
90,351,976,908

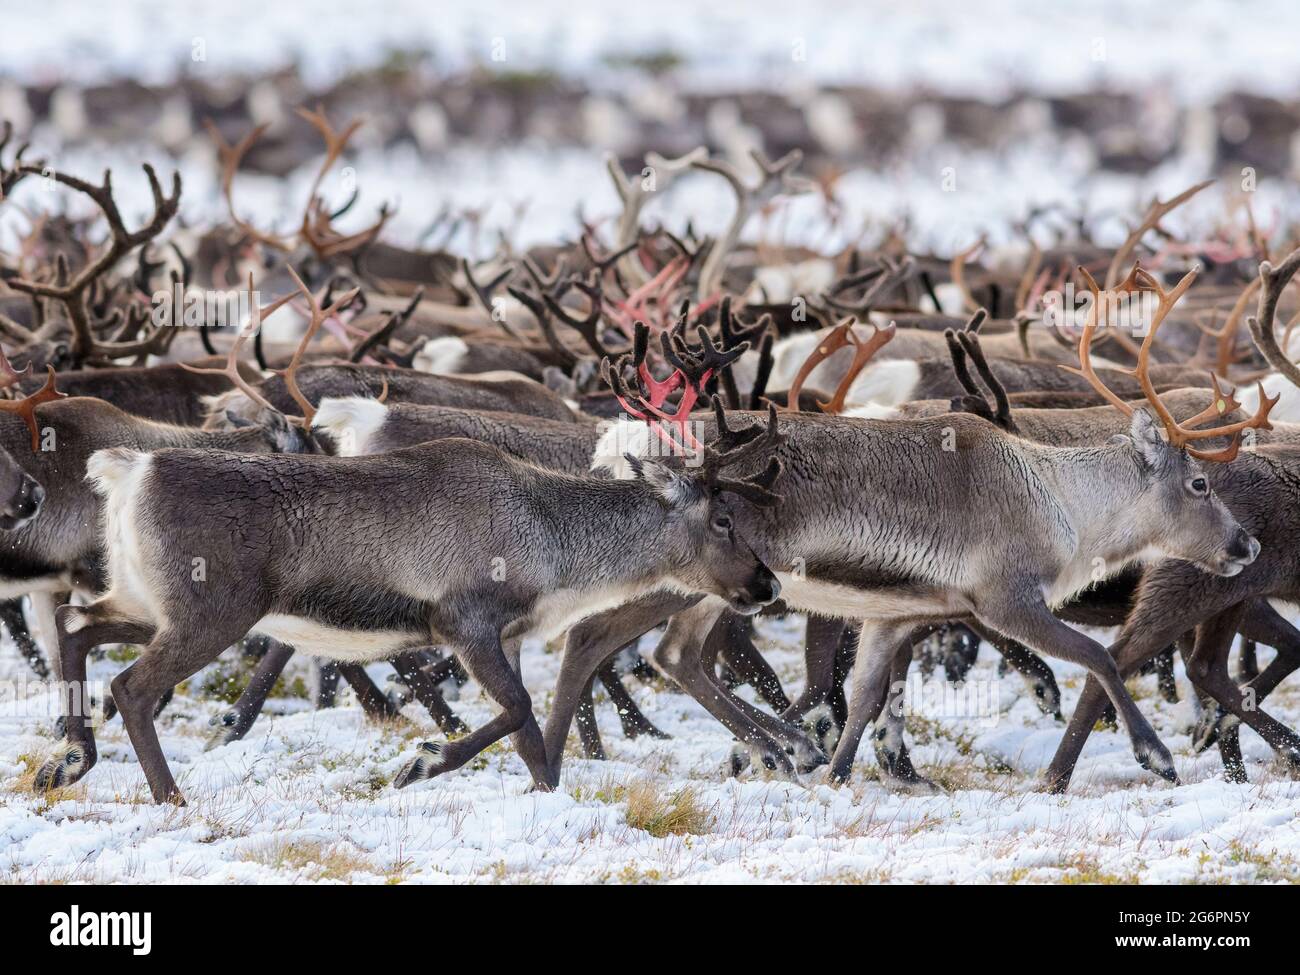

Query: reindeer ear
630,457,702,508
1129,408,1167,470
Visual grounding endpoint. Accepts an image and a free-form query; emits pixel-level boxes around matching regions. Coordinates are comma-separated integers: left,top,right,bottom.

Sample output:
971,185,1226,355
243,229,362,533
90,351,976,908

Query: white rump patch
844,359,921,408
1239,373,1300,426
86,447,150,496
412,335,468,375
590,417,651,479
842,402,901,420
313,397,388,456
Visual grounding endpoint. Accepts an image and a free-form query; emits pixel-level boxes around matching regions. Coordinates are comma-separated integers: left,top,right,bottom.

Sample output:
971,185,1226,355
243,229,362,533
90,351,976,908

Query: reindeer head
1118,408,1258,576
1069,263,1272,577
0,447,42,531
602,324,783,613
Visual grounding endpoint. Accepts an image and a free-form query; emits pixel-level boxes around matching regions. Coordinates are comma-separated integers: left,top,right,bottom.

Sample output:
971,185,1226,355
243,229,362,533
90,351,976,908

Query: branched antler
179,272,295,416
692,149,814,299
6,163,181,363
1065,262,1274,461
1104,180,1215,290
1247,248,1300,390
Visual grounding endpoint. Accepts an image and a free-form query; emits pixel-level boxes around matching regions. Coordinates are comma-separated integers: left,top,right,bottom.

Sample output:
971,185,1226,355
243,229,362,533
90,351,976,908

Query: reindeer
531,263,1271,793
35,400,785,802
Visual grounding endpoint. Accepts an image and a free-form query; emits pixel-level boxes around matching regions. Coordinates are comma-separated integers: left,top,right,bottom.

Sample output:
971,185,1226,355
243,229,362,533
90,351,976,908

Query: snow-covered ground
4,616,1300,884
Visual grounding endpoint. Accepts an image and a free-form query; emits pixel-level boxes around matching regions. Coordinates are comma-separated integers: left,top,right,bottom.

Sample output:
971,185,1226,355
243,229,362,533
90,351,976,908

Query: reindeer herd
4,113,1300,806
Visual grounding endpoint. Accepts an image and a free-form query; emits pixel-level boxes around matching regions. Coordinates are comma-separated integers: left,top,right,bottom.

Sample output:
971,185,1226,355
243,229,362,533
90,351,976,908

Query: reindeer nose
751,572,781,605
19,477,43,516
1227,527,1259,565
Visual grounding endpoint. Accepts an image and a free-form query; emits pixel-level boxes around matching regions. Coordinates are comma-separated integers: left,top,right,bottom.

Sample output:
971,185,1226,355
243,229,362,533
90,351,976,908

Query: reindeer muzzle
0,475,44,530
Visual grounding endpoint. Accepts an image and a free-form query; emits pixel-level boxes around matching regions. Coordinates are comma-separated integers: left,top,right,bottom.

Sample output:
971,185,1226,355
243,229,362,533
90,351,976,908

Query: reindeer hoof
728,743,751,777
34,742,93,792
1134,741,1178,784
1191,707,1227,753
395,741,444,788
803,704,842,758
204,709,249,750
881,772,944,796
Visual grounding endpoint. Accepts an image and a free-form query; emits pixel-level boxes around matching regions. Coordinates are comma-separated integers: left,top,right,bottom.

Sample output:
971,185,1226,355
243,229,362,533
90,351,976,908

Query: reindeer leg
598,657,669,740
396,630,549,791
1183,605,1300,780
0,597,47,678
206,638,295,749
314,661,341,708
337,663,400,719
114,621,254,804
392,650,467,734
35,605,154,792
694,614,825,773
1153,647,1179,703
780,615,846,746
979,593,1177,786
968,621,1062,720
1238,639,1260,681
574,675,606,760
28,590,69,682
542,593,693,788
828,620,917,784
871,637,941,794
717,613,790,712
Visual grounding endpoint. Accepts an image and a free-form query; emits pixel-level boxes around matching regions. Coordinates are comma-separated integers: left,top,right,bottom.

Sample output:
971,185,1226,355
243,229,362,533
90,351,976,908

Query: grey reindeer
536,263,1271,792
35,403,785,803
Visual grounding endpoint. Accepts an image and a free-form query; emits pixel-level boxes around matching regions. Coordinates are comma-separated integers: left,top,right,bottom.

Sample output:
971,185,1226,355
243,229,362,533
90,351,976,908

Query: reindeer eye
712,514,733,532
1190,477,1208,495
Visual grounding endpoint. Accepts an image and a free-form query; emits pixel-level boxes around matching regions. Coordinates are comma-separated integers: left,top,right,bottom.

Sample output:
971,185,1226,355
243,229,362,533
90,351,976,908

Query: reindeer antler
0,366,67,451
6,163,182,363
1104,180,1214,290
1064,262,1275,461
276,267,361,426
692,148,814,299
179,272,295,416
1246,248,1300,391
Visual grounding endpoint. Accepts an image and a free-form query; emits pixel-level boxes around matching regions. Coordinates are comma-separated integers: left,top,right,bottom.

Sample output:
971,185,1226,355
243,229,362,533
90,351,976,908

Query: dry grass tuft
624,779,713,837
242,839,374,881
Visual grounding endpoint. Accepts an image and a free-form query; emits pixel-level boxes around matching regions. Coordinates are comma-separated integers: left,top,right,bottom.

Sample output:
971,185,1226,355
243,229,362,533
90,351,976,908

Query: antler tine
278,266,360,426
544,277,624,360
0,366,68,451
1123,262,1273,455
204,119,294,252
523,254,569,296
1104,180,1215,290
7,162,182,363
507,285,578,371
180,272,292,416
955,329,1014,431
1058,265,1138,417
748,331,775,410
460,257,519,337
823,256,917,315
1246,247,1300,390
949,238,986,314
703,397,785,505
349,288,424,364
705,402,785,475
0,346,34,391
782,316,856,412
817,321,897,414
295,106,365,205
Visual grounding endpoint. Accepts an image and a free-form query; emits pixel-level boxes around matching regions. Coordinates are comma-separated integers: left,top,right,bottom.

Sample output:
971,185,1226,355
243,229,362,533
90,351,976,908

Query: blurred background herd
5,0,1300,257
